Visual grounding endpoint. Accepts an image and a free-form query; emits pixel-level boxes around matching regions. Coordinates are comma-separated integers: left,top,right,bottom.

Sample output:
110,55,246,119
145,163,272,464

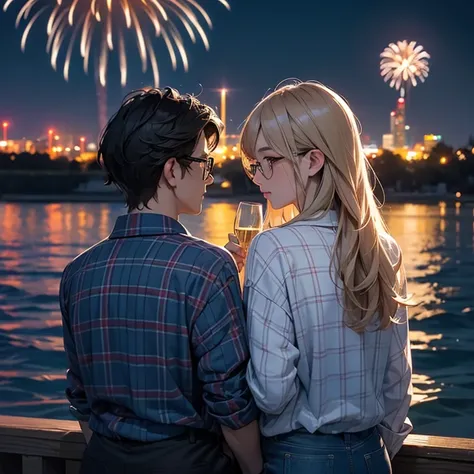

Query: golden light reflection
382,202,455,407
202,202,238,247
410,331,443,350
411,373,441,405
0,200,472,423
10,335,64,352
99,204,111,238
439,201,446,217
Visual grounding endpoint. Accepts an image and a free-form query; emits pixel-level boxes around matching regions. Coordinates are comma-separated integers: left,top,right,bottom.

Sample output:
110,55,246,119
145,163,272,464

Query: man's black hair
97,87,223,211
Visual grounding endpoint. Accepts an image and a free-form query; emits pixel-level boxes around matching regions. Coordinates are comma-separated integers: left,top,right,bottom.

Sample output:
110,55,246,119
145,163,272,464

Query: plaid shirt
60,213,257,441
244,210,412,458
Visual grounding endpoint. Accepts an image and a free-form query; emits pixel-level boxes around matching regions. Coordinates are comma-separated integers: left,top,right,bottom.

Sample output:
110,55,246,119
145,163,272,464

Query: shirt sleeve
244,232,300,415
191,259,258,429
378,269,413,458
60,267,91,422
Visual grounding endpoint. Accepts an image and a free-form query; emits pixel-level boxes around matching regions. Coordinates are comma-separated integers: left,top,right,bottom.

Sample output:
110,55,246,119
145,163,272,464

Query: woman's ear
307,149,325,177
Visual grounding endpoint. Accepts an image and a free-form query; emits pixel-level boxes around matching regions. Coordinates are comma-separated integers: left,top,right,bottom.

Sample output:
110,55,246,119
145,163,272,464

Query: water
0,200,473,437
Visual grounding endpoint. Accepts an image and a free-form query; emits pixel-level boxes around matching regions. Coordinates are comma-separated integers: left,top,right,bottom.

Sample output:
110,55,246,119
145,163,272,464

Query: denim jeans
262,427,391,474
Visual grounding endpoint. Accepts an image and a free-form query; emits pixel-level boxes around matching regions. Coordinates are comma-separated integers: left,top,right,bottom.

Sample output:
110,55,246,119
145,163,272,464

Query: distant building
390,112,396,138
392,98,406,148
382,134,394,150
424,134,442,153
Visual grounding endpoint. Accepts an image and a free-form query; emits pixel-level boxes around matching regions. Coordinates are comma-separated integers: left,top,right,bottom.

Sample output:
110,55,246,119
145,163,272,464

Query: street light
220,89,227,149
48,129,54,154
80,136,86,153
2,122,9,141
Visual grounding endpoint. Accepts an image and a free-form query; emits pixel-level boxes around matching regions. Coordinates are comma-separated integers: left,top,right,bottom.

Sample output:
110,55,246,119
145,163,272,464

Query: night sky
0,0,472,147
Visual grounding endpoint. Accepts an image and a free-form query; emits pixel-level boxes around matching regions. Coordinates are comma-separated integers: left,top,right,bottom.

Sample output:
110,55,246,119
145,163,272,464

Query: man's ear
162,158,178,187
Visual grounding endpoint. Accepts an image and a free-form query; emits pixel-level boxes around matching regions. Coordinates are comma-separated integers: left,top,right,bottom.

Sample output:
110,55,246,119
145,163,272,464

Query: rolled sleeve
60,269,91,422
191,261,258,429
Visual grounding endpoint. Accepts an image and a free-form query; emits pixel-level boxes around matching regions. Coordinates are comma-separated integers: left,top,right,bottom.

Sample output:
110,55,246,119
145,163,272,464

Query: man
59,87,262,474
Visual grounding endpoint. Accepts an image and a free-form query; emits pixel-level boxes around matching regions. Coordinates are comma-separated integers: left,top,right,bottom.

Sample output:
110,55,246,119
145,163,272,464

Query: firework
4,0,231,87
380,40,430,97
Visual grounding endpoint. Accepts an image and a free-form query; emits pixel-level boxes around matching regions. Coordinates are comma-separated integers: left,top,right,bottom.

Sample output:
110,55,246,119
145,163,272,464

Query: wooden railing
0,416,473,474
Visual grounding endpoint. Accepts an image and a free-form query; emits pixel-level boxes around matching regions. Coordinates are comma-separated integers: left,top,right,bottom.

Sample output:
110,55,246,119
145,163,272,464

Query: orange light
2,122,8,128
440,157,447,165
48,129,53,134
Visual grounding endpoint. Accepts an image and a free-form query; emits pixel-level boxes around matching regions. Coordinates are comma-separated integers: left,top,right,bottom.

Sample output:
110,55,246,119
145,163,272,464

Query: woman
226,81,413,474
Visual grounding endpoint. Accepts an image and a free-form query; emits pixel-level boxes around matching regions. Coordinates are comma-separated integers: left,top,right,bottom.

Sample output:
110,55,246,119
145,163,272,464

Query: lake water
0,199,473,438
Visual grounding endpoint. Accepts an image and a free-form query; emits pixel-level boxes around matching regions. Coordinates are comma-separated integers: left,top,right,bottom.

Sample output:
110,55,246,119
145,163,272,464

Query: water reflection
0,200,473,435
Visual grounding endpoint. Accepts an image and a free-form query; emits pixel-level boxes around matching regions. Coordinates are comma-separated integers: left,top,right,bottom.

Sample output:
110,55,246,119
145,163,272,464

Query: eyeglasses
248,157,284,180
180,155,214,180
246,151,315,180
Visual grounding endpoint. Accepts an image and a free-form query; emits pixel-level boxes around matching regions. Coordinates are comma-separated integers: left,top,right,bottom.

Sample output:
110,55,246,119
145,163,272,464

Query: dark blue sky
0,0,472,146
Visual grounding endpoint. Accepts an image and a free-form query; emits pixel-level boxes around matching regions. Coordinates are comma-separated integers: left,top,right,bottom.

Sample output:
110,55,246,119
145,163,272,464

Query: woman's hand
224,233,246,273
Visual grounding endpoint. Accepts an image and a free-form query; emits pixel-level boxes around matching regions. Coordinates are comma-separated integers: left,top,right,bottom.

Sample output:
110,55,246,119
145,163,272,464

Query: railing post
22,455,43,474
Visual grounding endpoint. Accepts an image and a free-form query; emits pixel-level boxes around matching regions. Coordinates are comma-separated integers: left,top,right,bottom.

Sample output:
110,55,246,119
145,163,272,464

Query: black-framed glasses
180,155,214,180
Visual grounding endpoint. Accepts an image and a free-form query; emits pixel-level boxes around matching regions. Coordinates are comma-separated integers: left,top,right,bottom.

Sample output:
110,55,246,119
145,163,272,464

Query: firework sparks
380,40,430,97
4,0,230,87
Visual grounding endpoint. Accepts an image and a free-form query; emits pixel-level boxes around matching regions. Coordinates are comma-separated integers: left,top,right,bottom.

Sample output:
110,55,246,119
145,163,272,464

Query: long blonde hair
240,80,410,332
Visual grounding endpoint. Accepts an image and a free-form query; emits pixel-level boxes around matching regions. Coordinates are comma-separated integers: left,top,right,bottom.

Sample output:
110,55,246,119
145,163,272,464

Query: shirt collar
290,210,339,228
109,213,190,239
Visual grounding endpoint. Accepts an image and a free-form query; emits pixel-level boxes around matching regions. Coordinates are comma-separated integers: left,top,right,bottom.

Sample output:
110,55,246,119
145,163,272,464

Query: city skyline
0,0,472,147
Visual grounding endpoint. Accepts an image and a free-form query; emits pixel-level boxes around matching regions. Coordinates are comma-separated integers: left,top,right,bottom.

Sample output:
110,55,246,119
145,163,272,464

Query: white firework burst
380,40,430,97
4,0,231,88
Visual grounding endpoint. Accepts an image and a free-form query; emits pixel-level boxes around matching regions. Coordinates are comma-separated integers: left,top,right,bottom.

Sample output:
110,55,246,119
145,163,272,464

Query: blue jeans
262,427,391,474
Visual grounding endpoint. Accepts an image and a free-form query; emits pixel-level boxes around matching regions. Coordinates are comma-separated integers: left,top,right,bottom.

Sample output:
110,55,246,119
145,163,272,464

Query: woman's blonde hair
240,80,410,332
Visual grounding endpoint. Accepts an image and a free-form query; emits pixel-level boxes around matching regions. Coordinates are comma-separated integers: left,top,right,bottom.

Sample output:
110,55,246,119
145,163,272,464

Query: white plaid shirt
243,210,412,458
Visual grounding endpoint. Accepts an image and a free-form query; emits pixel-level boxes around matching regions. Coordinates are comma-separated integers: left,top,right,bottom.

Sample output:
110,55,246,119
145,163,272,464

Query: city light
456,192,462,199
2,122,9,141
48,129,54,154
220,89,227,149
440,157,447,165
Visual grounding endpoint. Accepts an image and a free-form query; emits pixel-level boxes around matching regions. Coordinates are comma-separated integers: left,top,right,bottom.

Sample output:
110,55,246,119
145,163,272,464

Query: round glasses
247,157,284,180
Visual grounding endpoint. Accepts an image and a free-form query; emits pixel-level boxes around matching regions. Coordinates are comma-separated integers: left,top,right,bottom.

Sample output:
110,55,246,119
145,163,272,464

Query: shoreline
0,191,472,205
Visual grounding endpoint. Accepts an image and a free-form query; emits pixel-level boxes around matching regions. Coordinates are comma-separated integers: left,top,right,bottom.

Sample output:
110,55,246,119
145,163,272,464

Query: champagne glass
234,202,264,252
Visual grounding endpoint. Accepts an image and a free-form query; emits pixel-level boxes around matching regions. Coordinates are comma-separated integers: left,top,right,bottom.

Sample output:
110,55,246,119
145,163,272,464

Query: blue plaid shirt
60,213,257,441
